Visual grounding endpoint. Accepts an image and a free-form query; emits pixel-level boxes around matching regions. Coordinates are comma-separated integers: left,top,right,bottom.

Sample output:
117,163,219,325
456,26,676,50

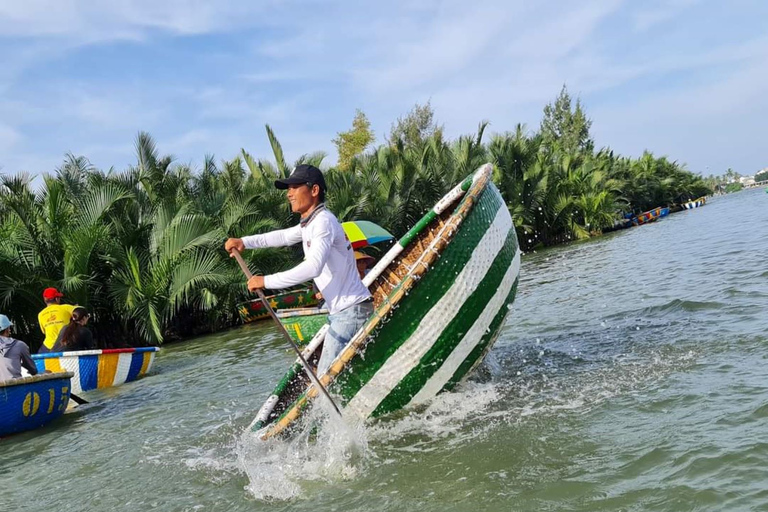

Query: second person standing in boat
225,164,373,375
37,287,77,354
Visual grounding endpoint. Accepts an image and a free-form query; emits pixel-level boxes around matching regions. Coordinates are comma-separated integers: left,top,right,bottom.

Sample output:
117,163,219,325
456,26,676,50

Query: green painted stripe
371,229,519,416
442,276,520,393
396,173,475,249
332,185,505,402
399,210,437,248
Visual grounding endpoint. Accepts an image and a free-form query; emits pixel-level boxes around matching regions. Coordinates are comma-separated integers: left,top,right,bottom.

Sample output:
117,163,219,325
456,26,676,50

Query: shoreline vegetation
0,87,717,349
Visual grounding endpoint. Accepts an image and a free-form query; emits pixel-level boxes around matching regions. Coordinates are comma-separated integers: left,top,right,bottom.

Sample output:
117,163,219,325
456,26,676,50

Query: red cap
42,287,64,300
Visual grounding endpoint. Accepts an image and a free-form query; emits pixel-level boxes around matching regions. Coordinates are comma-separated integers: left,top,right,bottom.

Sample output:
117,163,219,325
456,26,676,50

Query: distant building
739,175,755,186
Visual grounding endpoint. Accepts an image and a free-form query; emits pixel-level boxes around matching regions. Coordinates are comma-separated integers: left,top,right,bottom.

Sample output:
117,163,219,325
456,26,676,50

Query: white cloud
631,0,703,32
0,1,275,38
1,0,767,175
0,123,22,152
591,55,768,173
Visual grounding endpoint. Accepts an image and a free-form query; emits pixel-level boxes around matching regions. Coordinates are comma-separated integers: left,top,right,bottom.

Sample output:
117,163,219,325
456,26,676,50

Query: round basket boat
250,163,521,439
0,372,74,436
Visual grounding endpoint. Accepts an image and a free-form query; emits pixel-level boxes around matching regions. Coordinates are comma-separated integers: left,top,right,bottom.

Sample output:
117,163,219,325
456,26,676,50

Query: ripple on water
4,189,768,511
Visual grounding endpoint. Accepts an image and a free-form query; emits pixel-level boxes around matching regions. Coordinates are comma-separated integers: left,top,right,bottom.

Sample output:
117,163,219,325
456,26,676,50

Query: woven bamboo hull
0,372,74,436
251,164,521,439
237,288,318,323
32,348,159,394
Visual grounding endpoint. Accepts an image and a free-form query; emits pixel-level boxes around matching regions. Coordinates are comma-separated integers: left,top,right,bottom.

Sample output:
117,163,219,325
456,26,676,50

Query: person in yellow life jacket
37,287,77,354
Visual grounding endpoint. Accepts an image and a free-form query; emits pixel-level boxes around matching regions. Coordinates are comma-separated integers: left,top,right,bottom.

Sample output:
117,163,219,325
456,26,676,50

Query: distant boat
277,307,329,345
32,348,159,394
237,287,318,323
0,372,73,436
682,197,706,209
632,207,664,226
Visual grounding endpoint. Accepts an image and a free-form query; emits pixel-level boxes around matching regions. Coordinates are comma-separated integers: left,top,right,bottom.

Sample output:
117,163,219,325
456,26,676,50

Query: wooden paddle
70,393,88,405
230,249,342,417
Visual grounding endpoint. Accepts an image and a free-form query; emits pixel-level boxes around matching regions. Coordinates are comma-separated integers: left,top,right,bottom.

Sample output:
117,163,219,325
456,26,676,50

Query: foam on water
237,399,369,501
232,318,704,502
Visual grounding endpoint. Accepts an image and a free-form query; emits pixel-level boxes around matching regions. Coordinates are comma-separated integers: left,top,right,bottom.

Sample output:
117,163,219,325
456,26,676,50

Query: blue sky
1,0,766,180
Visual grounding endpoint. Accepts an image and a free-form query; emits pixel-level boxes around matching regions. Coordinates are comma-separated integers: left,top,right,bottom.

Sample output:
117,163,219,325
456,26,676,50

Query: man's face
286,183,319,216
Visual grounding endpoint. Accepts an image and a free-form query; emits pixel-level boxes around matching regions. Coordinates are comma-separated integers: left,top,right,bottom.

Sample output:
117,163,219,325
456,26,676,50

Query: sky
1,0,766,180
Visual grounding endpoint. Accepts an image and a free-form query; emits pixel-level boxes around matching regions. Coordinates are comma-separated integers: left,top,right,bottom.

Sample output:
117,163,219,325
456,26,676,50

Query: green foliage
540,85,594,154
0,93,710,346
755,170,768,182
725,182,744,193
333,110,375,172
388,101,443,149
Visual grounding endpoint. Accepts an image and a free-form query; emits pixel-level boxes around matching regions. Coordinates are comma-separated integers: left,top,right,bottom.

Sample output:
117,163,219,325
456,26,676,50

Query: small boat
0,372,74,436
682,197,706,209
32,347,159,394
632,207,661,226
659,207,670,217
237,287,319,323
277,308,329,345
250,164,521,440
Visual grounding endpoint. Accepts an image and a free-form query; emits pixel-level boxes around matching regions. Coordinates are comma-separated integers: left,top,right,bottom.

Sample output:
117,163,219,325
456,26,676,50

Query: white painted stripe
410,249,521,405
300,324,330,360
58,357,83,394
113,353,132,386
343,203,513,421
364,244,403,287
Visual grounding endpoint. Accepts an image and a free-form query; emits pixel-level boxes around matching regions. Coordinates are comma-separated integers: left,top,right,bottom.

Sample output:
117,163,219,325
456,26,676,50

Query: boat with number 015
0,372,74,436
32,347,159,394
250,164,521,439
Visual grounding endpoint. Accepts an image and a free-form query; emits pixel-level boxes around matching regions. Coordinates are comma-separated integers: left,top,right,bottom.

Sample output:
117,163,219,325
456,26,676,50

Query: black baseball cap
274,164,327,191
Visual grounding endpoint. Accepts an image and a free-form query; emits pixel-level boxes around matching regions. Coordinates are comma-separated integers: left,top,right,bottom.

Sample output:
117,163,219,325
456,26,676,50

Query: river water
3,188,767,511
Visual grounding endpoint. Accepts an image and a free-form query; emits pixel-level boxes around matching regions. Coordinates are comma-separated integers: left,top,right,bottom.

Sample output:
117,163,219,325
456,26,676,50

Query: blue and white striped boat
32,348,159,394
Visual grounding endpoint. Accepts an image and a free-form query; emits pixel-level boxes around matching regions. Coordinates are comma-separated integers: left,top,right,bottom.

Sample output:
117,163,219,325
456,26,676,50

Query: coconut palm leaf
265,124,289,177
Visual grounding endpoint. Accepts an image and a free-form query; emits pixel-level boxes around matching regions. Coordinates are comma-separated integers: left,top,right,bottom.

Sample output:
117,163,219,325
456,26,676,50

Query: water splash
237,400,369,501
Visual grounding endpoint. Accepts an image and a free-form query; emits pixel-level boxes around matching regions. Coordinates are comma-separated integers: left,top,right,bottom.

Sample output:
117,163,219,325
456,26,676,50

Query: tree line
0,87,711,348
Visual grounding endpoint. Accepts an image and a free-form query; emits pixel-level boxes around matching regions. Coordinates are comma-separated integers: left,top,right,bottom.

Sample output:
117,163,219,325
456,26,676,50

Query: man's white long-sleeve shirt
241,207,371,315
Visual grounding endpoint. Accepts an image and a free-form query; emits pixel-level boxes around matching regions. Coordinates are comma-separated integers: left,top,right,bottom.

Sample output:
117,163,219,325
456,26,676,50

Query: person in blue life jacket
0,314,39,382
225,164,374,375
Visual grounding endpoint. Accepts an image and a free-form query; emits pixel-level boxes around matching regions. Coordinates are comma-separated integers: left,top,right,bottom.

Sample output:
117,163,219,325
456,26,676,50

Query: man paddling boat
225,164,373,374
